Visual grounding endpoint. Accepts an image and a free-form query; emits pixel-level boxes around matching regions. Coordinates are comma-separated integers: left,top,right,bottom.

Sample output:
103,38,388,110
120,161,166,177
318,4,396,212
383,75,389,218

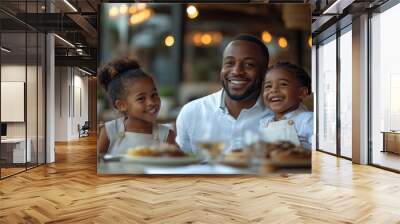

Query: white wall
1,64,46,163
55,67,69,141
1,65,26,139
1,65,42,137
54,67,89,141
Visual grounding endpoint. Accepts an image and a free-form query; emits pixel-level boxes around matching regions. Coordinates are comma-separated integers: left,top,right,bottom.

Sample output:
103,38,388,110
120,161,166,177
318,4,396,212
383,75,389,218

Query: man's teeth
230,80,247,85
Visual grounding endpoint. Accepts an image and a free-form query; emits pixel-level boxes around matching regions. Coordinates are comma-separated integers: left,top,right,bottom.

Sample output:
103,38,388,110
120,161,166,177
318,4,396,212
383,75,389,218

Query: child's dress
259,105,313,150
105,117,171,155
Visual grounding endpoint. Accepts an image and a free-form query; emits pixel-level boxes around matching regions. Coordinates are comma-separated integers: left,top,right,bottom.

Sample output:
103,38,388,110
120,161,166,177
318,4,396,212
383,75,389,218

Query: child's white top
259,104,313,149
105,117,171,155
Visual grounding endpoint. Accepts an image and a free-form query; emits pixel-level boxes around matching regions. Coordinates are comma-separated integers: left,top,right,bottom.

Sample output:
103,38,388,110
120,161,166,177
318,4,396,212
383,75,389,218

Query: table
97,158,310,175
381,131,400,154
1,138,32,163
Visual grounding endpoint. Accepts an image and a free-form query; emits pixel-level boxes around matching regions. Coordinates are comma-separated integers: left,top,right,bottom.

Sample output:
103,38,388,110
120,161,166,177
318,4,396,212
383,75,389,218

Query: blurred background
98,3,311,124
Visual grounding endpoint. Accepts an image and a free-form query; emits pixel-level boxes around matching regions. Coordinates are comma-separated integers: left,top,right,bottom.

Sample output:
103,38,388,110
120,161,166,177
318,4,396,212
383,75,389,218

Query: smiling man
176,34,272,153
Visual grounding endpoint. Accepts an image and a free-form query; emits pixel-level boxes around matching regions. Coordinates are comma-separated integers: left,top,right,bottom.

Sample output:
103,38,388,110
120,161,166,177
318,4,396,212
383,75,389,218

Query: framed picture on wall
97,3,313,175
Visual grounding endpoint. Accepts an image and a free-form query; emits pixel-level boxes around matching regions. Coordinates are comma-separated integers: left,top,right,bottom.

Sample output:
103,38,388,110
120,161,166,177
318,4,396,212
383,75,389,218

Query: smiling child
259,62,313,149
97,56,176,155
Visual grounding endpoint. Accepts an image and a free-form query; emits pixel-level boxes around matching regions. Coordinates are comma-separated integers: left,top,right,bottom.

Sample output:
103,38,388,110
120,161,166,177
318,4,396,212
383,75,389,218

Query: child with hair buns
97,56,176,156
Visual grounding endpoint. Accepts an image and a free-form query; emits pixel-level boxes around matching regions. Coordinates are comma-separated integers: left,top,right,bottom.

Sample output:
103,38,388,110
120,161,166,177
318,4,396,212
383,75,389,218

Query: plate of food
261,141,312,168
121,144,204,166
220,149,252,168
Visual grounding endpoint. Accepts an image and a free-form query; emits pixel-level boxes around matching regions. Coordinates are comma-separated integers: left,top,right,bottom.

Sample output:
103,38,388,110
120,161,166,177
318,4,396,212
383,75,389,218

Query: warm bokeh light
137,3,147,10
129,5,138,14
165,35,175,47
119,4,128,15
193,33,202,46
187,5,199,19
262,31,272,43
212,32,223,43
109,6,119,18
129,8,153,25
308,36,312,47
278,37,288,48
192,32,222,46
201,33,212,45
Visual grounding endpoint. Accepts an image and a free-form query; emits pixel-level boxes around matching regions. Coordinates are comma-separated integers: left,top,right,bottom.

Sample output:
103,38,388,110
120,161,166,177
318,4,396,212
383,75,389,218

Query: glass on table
196,140,226,164
194,122,227,166
242,129,266,169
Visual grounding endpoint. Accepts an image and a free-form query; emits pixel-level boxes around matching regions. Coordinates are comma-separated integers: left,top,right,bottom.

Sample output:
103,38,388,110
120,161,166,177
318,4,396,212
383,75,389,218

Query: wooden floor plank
0,135,400,223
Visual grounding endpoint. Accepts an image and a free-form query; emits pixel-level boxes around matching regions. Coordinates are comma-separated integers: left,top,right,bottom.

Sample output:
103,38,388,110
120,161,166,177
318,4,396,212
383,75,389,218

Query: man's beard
221,78,262,101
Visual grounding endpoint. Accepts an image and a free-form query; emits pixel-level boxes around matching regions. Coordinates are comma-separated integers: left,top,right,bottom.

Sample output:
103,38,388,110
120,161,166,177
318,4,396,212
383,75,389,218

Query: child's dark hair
266,62,311,94
98,56,150,106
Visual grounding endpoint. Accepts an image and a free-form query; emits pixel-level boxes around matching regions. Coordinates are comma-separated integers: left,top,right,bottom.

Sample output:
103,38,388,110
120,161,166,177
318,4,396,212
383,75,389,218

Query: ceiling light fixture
76,48,84,55
1,47,11,53
63,0,78,12
54,34,75,48
322,0,354,15
78,67,93,76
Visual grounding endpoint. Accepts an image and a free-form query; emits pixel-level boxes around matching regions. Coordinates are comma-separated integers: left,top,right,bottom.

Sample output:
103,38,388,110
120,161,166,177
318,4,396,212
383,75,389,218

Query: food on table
259,141,311,161
196,141,225,158
224,149,250,161
269,147,311,161
127,144,186,157
222,149,251,167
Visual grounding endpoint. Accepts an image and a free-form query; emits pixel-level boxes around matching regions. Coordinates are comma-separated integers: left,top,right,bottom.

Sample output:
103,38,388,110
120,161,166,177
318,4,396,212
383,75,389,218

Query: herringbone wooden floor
1,135,400,224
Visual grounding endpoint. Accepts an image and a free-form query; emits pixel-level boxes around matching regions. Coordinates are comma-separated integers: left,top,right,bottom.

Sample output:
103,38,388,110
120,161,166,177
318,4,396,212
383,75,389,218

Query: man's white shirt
175,89,272,153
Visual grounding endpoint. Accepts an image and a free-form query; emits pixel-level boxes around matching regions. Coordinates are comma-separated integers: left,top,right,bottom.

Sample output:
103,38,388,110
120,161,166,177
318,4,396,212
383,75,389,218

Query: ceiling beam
55,55,97,71
67,13,97,39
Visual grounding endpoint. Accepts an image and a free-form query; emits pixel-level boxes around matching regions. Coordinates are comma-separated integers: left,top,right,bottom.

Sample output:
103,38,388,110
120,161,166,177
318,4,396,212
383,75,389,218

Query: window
317,36,337,154
339,28,352,158
371,2,400,171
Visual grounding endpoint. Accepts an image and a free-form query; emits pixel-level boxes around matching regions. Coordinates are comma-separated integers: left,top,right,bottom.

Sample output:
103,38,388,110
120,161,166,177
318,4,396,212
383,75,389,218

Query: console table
1,138,32,163
381,131,400,154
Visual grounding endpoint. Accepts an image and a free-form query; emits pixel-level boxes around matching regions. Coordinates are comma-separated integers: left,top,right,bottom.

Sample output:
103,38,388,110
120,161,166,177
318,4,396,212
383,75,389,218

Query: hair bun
98,55,141,90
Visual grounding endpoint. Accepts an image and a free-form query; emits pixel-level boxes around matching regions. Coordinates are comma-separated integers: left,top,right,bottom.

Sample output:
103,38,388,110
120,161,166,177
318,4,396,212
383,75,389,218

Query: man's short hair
232,34,270,67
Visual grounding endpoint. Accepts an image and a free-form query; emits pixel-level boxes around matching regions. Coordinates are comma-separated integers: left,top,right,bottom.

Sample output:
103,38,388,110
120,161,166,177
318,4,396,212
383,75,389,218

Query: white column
46,33,55,163
352,14,369,164
45,1,55,163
